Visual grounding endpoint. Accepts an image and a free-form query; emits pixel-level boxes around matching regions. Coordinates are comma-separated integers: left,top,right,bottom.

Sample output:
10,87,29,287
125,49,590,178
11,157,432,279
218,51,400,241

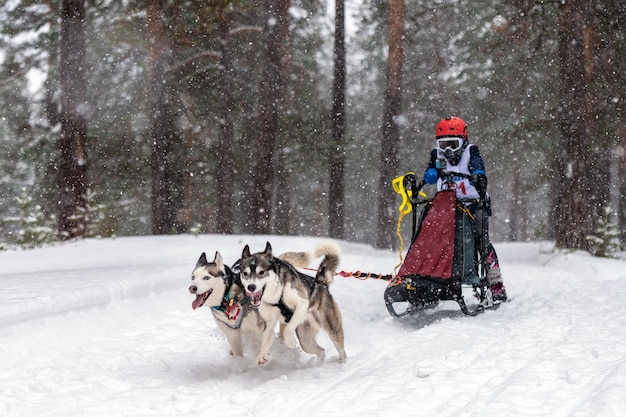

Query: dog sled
380,173,499,318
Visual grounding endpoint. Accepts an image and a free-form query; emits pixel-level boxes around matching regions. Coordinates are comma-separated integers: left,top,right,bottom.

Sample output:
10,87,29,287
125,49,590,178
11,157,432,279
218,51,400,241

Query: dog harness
211,269,249,329
272,299,294,323
212,292,249,329
270,270,317,323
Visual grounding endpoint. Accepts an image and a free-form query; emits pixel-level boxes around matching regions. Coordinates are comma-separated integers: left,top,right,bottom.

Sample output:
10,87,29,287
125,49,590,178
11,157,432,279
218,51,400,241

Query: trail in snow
1,235,626,417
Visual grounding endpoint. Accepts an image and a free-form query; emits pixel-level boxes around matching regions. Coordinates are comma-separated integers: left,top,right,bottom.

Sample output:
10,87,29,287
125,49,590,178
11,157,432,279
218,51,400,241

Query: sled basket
385,188,489,317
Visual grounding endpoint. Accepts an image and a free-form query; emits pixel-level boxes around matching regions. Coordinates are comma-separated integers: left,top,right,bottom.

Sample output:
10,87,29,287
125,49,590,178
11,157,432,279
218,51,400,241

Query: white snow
1,234,626,417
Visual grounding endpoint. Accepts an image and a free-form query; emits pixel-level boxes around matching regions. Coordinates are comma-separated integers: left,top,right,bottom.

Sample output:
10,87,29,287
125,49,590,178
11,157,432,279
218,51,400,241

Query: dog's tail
314,240,341,285
278,251,313,269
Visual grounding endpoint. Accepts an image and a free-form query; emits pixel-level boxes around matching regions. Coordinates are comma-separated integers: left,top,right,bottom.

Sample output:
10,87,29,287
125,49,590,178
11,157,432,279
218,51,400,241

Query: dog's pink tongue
192,295,203,310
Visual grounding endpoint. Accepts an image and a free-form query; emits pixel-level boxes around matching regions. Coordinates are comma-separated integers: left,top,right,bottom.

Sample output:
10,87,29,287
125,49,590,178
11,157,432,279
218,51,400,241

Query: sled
383,173,498,318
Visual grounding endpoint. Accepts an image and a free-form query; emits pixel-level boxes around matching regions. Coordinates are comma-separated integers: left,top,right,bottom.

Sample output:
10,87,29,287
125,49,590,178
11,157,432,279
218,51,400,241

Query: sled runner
383,173,498,318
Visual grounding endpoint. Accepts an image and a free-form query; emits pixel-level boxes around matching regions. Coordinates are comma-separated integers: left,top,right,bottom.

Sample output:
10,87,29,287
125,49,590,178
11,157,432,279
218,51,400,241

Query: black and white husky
239,240,348,365
189,250,312,357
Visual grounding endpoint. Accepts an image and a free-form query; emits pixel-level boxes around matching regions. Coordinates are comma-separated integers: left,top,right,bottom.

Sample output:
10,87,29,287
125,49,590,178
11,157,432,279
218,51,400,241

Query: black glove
471,173,488,199
403,173,417,188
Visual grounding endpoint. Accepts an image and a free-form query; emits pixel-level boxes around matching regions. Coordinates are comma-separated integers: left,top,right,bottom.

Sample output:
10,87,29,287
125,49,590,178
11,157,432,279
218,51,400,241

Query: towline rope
302,267,403,286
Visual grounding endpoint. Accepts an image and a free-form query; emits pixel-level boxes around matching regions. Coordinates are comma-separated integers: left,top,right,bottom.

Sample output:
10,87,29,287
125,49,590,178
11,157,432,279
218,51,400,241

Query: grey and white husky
189,250,311,357
239,240,348,365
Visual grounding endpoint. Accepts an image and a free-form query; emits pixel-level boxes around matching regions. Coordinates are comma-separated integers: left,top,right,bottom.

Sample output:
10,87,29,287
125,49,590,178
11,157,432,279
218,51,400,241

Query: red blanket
397,190,456,279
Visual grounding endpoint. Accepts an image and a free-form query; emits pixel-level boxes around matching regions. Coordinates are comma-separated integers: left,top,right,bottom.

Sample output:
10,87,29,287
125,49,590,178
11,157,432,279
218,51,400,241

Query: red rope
337,270,380,280
303,267,403,286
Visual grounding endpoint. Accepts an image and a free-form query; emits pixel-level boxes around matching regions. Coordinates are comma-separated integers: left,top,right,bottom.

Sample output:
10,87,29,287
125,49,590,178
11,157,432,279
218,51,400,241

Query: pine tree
586,206,622,259
70,189,109,239
3,189,56,250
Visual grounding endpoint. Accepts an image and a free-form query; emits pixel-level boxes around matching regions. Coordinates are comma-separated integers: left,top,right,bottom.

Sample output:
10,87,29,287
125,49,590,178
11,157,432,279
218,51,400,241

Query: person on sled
422,116,508,302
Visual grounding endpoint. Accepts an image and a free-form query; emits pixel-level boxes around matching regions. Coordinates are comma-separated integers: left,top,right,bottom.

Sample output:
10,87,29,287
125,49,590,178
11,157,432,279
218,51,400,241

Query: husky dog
189,250,312,357
189,251,261,357
239,240,347,365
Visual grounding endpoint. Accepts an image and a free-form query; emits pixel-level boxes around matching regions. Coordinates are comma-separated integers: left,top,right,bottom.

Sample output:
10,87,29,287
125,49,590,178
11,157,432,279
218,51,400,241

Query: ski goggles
436,137,464,152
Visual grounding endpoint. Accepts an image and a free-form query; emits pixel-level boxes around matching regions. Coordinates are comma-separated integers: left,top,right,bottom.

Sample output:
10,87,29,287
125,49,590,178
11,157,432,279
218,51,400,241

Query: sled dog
239,240,347,365
189,250,311,357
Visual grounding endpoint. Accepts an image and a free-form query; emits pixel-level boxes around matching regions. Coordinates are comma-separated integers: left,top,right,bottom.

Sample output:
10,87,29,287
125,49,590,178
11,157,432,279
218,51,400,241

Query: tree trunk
554,0,592,250
273,153,291,235
329,0,346,239
58,0,88,240
147,0,183,234
508,168,521,241
583,17,611,232
376,0,405,249
215,8,235,234
619,145,626,244
249,0,290,234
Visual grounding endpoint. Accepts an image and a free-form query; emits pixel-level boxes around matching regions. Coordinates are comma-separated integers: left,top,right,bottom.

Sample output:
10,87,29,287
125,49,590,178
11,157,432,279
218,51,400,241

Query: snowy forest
0,0,625,253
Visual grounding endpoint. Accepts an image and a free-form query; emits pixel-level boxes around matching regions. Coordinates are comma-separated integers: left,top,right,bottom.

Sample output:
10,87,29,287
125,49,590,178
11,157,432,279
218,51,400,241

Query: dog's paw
283,333,297,349
256,351,270,365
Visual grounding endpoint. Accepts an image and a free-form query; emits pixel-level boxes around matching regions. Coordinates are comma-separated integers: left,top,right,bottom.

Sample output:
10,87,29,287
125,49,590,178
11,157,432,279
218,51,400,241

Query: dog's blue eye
203,276,209,280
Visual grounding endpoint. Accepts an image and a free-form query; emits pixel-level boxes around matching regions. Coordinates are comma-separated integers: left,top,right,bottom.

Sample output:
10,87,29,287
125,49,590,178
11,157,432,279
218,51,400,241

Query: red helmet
435,116,468,140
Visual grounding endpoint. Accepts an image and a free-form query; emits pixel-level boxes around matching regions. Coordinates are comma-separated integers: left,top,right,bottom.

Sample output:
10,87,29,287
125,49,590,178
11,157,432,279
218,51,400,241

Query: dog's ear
263,241,273,258
196,252,208,267
213,251,224,269
242,244,251,259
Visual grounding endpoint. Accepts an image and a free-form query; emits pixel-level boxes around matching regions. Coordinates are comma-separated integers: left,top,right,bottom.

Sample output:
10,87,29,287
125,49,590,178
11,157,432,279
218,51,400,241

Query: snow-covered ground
1,234,625,417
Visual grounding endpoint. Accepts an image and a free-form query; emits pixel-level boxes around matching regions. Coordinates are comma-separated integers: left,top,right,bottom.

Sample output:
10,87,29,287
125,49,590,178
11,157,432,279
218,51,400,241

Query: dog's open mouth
246,288,264,307
192,289,212,310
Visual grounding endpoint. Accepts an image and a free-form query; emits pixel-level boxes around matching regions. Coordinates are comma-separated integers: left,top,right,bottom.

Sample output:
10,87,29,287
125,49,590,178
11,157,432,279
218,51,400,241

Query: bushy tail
314,240,341,285
278,251,313,269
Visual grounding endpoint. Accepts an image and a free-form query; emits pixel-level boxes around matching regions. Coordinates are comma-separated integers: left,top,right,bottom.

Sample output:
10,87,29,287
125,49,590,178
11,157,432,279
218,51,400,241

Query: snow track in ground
1,235,626,416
